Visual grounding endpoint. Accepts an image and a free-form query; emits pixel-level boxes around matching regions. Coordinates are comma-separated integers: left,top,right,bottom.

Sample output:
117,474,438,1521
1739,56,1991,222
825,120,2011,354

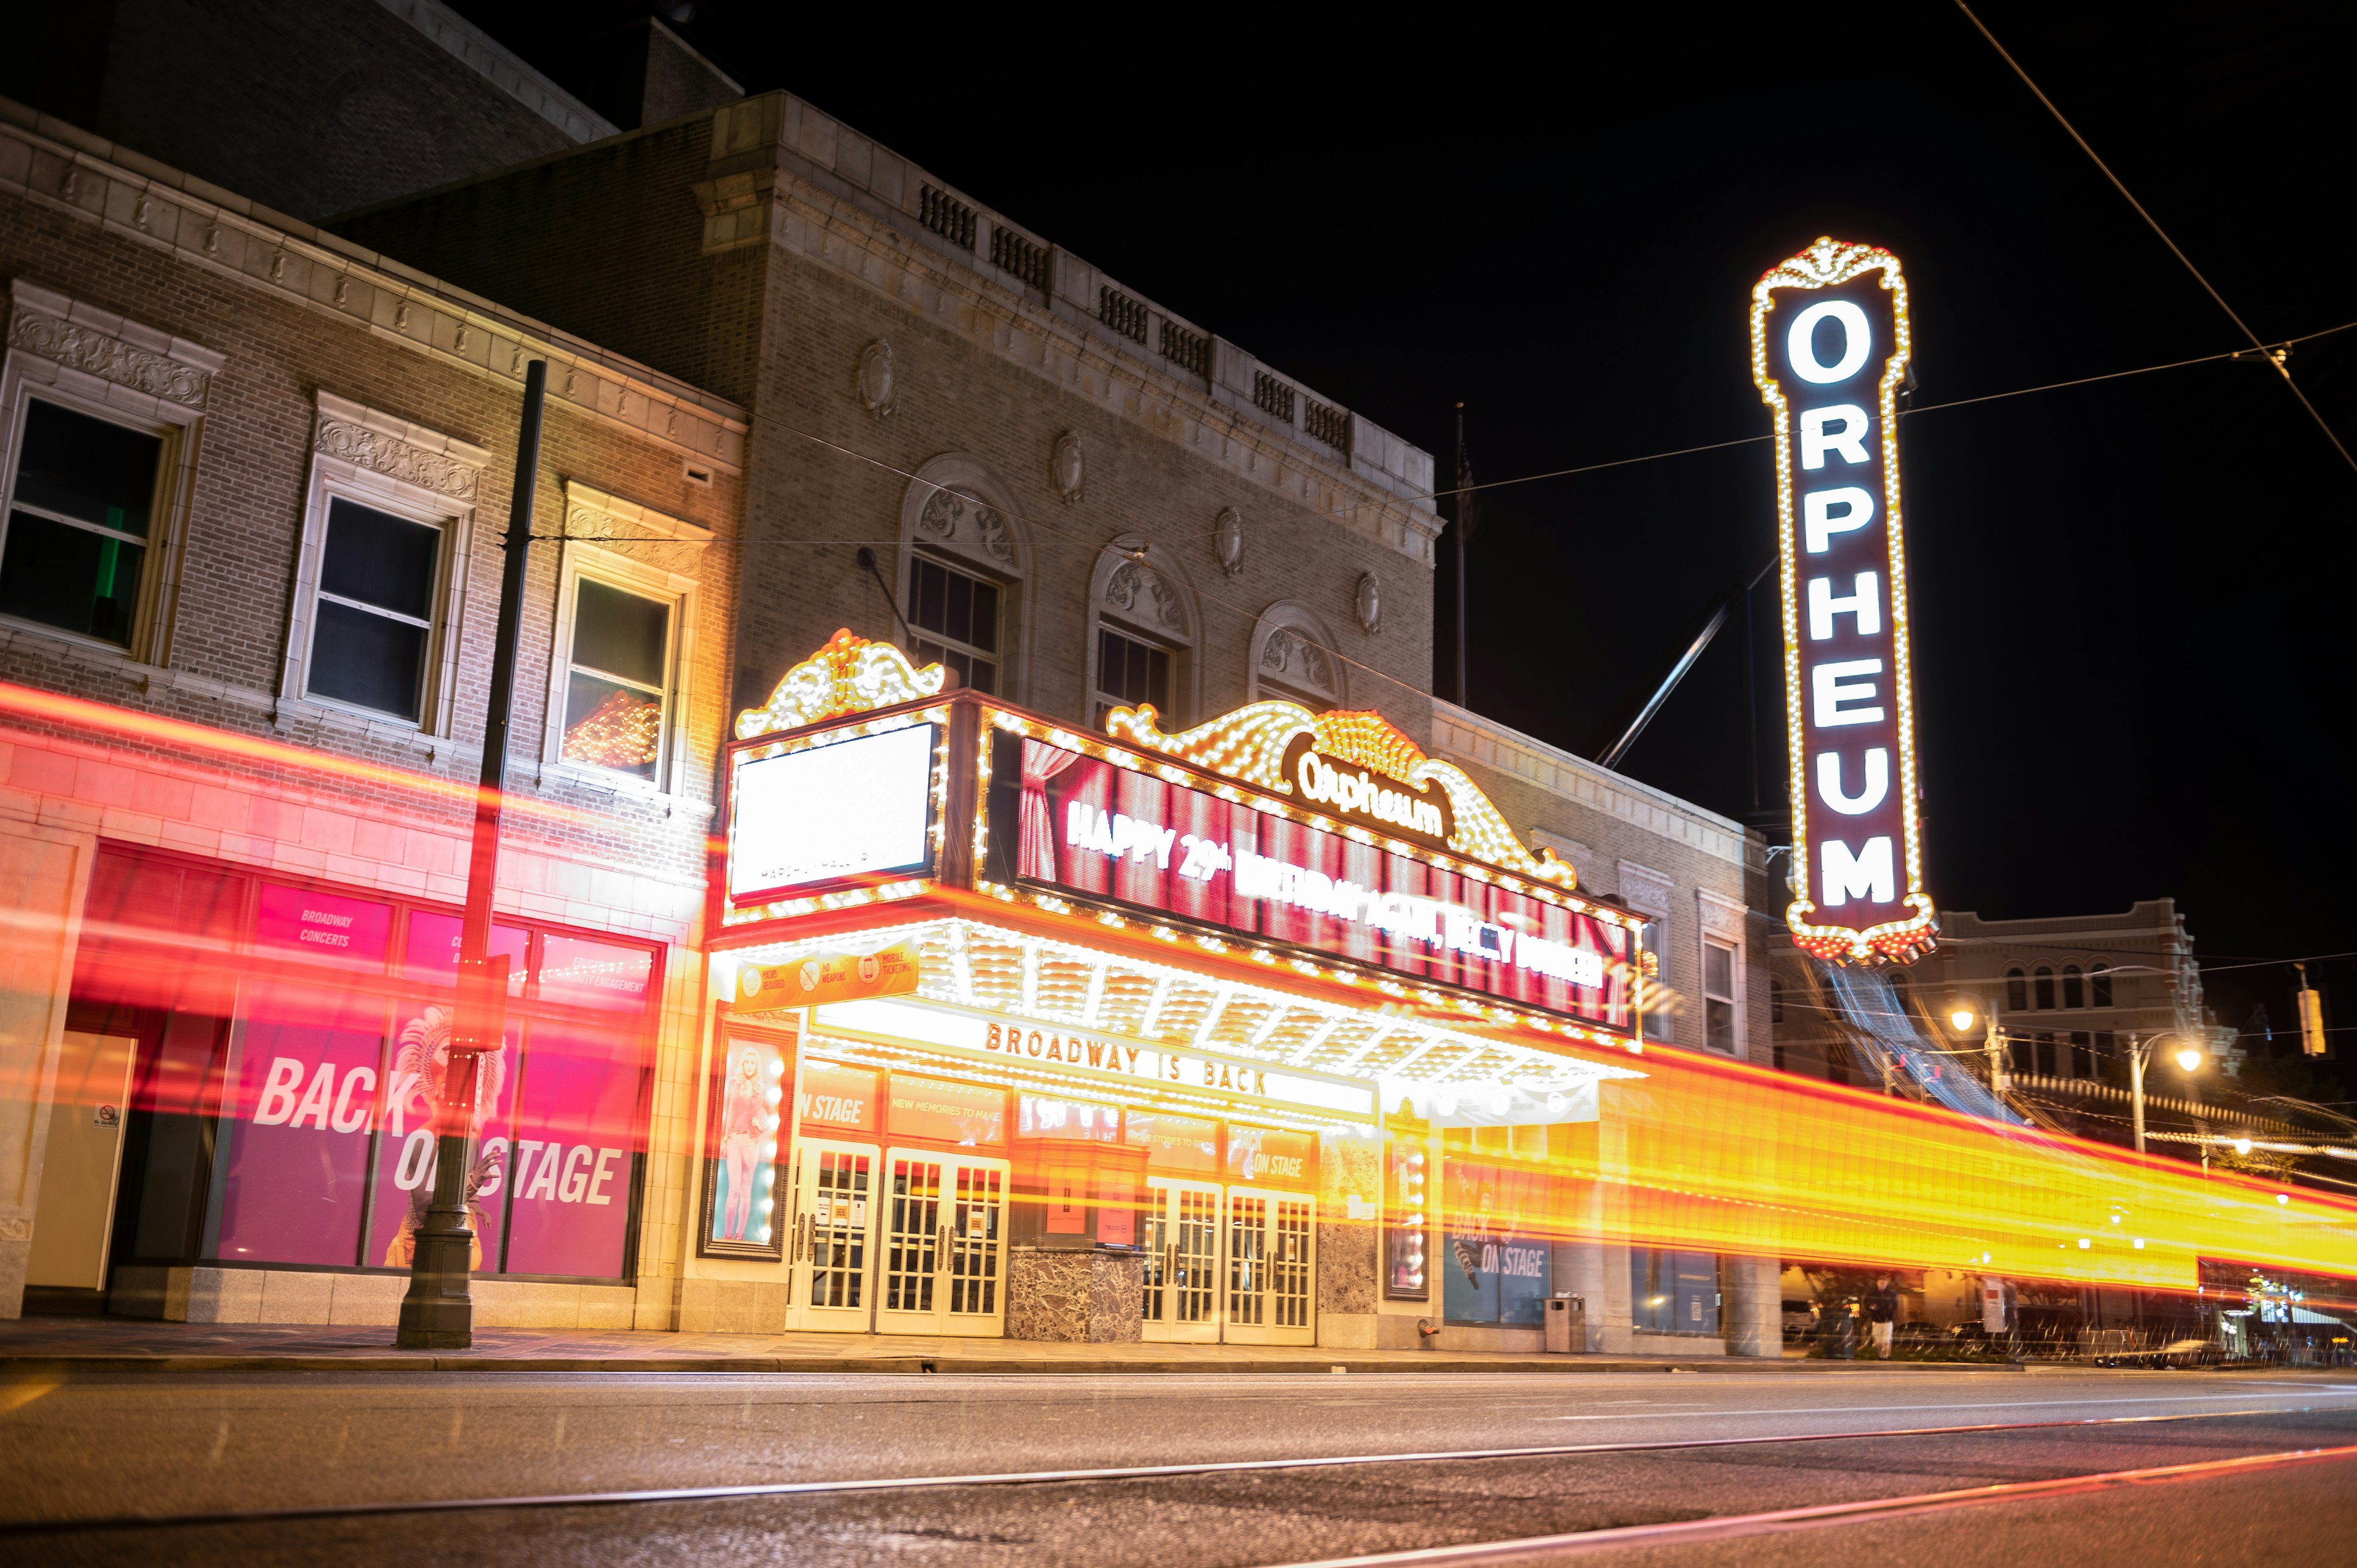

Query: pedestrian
1866,1275,1900,1359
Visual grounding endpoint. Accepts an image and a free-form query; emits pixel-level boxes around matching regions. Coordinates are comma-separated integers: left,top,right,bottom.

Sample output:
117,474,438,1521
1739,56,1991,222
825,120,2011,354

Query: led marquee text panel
1004,740,1635,1032
1754,241,1930,965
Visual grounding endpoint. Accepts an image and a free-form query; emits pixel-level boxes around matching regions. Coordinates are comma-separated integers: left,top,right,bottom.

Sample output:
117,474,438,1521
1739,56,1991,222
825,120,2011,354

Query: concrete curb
0,1351,2039,1377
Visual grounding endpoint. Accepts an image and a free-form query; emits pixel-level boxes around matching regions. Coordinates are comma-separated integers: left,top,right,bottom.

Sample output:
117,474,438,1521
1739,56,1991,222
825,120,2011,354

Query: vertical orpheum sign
1752,238,1934,966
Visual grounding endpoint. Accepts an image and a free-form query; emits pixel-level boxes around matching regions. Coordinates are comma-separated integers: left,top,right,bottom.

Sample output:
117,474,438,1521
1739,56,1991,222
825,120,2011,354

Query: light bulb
2175,1048,2204,1072
1949,1007,1976,1032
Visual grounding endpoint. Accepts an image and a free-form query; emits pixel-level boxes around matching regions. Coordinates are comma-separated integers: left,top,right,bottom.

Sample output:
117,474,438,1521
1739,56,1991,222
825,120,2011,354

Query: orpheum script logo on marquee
1752,238,1935,967
988,736,1633,1032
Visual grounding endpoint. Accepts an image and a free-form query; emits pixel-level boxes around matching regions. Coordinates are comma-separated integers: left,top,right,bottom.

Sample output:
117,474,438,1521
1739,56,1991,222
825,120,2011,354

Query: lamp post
2126,1031,2205,1157
396,360,546,1350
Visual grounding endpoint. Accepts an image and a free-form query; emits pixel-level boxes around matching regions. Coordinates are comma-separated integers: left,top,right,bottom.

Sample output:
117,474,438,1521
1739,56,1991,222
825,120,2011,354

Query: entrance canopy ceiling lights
724,917,1646,1111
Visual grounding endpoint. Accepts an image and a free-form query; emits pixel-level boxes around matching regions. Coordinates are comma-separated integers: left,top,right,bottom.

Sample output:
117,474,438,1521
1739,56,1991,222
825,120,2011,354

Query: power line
1954,1,2357,477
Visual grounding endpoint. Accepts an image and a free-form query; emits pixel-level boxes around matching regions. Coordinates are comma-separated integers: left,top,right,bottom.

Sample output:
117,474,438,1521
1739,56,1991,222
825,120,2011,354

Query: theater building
667,632,1718,1351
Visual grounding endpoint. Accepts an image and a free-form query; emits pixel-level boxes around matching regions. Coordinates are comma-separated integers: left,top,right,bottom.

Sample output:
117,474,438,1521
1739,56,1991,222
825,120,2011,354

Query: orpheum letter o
1787,299,1871,384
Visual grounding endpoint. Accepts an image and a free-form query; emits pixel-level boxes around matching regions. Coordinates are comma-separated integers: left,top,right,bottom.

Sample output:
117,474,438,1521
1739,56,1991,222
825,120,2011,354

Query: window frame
284,395,485,736
896,457,1031,703
542,540,697,797
1248,601,1347,711
1640,919,1674,1044
1092,619,1176,727
906,546,1007,697
2033,966,2056,1011
0,375,196,665
1701,935,1739,1054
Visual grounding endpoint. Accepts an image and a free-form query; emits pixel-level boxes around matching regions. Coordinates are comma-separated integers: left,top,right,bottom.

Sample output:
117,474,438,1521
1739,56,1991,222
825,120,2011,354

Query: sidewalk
0,1316,2000,1376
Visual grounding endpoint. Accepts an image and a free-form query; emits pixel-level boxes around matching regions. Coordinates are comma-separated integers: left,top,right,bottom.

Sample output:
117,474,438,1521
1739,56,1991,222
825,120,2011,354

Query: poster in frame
697,1007,795,1259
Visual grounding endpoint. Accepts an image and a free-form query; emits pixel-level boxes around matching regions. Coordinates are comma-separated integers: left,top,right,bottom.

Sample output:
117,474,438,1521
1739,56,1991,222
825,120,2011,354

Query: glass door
1222,1186,1315,1345
1140,1179,1223,1343
785,1139,876,1332
874,1149,1008,1337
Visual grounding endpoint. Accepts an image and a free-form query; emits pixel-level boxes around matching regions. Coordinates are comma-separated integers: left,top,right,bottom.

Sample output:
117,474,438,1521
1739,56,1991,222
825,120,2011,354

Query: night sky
469,4,2357,1046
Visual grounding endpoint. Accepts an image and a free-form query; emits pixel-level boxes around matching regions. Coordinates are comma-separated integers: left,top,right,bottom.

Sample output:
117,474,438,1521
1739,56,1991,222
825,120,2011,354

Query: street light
2127,1032,2203,1157
1949,1003,1978,1033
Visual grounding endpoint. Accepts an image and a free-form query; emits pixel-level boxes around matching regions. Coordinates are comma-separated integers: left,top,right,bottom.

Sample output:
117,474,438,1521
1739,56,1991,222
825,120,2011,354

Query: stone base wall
107,1265,637,1329
1005,1246,1143,1343
670,1277,791,1335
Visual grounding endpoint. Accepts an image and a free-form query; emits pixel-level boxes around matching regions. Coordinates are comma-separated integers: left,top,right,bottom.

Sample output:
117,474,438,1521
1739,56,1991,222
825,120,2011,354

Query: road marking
5,1403,2352,1535
1250,1443,2357,1565
1542,1391,2339,1420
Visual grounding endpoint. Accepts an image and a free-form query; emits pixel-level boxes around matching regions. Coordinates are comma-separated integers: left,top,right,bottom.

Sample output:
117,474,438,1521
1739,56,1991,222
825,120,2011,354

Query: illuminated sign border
1750,237,1935,967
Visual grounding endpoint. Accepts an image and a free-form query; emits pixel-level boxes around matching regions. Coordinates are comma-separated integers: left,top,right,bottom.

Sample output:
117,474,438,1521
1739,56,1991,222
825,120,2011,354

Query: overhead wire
1954,1,2357,477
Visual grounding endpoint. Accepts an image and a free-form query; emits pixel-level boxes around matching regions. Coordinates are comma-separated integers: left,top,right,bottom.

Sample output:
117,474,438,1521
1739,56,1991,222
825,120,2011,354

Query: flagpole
1453,403,1468,709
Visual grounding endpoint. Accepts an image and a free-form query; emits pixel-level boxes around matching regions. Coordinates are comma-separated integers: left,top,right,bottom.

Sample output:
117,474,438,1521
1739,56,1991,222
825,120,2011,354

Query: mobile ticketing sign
1751,238,1934,966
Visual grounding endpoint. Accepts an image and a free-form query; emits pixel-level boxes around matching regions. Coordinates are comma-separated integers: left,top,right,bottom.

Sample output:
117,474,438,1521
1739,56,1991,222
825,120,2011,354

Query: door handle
799,1214,811,1262
939,1222,952,1264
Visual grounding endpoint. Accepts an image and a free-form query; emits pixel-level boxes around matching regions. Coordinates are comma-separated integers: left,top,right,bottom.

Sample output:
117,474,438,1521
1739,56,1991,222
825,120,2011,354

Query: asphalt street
2,1366,2353,1564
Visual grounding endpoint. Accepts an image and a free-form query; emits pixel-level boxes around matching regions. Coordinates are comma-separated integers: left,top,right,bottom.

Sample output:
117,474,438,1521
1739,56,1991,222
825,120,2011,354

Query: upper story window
2033,966,2056,1010
2091,965,2114,1007
2062,964,2085,1009
303,496,447,722
561,577,673,782
1702,937,1737,1054
908,552,999,694
1770,975,1785,1026
1094,625,1171,727
1,398,164,647
2005,967,2027,1011
1251,602,1344,711
1641,921,1673,1043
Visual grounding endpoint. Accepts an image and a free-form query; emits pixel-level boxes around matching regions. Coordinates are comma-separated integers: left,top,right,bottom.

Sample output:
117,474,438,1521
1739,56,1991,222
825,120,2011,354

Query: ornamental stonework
314,418,479,501
8,310,211,407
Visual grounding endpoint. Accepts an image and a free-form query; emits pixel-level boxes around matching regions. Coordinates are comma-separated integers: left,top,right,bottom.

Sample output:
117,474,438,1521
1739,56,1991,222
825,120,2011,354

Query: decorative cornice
562,479,711,546
735,628,943,740
6,305,212,406
314,415,480,501
1104,698,1577,888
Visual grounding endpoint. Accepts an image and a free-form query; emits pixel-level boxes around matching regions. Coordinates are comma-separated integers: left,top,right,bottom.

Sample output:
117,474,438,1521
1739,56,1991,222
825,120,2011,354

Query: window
1094,625,1171,727
2035,1032,2056,1075
1770,975,1785,1026
1702,938,1737,1054
2069,1030,2092,1077
908,553,999,693
2005,968,2027,1011
2062,965,2084,1009
1,398,164,646
2091,965,2114,1007
2033,966,2055,1010
1630,1247,1720,1335
304,497,446,721
1641,921,1672,1043
560,576,672,782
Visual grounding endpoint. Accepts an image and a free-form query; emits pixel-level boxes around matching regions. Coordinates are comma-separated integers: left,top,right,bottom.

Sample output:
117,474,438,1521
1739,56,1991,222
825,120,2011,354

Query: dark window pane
2092,967,2113,1007
562,670,661,781
968,657,995,695
970,581,999,653
943,572,972,644
2033,968,2054,1010
308,597,427,719
13,400,160,537
0,511,145,643
2062,965,2084,1009
2005,969,2027,1010
913,558,946,635
571,577,667,688
320,499,439,618
1148,647,1170,707
1706,997,1735,1053
913,638,944,669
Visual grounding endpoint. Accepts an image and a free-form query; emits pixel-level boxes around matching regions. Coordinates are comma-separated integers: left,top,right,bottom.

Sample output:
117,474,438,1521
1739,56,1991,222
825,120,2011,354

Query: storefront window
1631,1247,1720,1335
503,1021,643,1278
1441,1130,1557,1327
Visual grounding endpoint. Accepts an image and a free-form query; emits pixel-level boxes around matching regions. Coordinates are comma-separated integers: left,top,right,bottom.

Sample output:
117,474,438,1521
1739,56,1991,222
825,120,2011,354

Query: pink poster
502,1021,644,1277
254,884,392,968
366,1006,521,1271
400,912,530,995
211,982,388,1266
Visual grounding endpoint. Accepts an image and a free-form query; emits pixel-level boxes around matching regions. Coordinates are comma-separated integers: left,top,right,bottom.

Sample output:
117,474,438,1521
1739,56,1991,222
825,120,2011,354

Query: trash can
1546,1294,1586,1354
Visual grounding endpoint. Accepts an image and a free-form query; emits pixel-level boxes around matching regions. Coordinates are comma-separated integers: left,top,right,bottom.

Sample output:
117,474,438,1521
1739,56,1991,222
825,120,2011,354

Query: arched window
2033,967,2055,1010
2005,968,2027,1011
1088,538,1199,728
897,455,1031,701
2062,965,2084,1009
1248,600,1347,711
2091,965,2114,1007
